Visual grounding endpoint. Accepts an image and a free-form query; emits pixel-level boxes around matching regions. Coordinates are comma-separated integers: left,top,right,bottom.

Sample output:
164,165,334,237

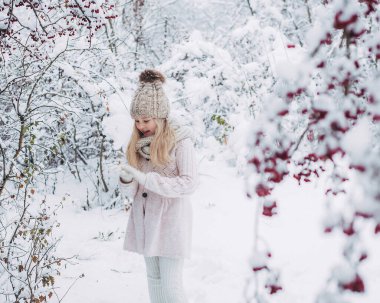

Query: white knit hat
130,69,170,119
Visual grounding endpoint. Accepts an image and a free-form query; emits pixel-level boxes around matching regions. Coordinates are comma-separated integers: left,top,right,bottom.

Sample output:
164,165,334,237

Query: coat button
142,192,148,198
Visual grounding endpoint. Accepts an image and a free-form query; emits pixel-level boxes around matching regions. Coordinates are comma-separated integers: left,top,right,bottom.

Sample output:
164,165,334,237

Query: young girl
119,69,199,303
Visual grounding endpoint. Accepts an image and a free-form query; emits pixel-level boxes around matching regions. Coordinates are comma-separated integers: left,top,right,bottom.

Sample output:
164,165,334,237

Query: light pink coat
120,137,199,259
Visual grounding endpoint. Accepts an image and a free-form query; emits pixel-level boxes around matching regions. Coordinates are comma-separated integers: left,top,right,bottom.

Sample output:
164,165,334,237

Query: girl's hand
121,164,147,185
119,166,134,183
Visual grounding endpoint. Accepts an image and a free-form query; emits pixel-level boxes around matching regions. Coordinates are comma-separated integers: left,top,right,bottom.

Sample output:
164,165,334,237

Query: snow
102,93,133,150
51,154,380,303
304,3,334,49
332,264,356,284
12,6,37,30
231,18,261,38
184,76,215,107
367,77,380,114
332,0,365,22
50,36,69,58
0,14,8,30
341,117,372,162
314,95,335,112
227,112,252,165
264,30,310,85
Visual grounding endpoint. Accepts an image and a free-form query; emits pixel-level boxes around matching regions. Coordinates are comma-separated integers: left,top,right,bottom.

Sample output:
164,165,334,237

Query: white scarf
135,116,194,160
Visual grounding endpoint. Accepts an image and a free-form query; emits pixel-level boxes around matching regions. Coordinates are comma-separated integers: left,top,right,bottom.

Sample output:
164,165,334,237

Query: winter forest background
1,0,380,302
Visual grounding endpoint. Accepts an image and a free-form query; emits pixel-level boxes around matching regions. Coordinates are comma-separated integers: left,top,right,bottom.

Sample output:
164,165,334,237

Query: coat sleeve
144,138,199,198
119,178,139,201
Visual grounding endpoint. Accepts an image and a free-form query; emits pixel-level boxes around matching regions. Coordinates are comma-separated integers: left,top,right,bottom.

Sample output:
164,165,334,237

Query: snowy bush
161,31,251,146
247,0,380,301
0,195,65,302
0,1,119,301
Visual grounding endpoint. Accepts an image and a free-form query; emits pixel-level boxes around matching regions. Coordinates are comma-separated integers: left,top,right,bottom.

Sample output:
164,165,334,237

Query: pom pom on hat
139,69,166,84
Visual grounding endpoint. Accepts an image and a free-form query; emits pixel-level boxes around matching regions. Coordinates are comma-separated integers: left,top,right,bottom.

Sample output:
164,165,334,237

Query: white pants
144,256,188,303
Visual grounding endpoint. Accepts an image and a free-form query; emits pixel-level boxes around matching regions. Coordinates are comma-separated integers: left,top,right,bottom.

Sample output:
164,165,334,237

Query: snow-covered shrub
247,0,380,301
0,195,65,302
0,1,118,301
162,31,250,146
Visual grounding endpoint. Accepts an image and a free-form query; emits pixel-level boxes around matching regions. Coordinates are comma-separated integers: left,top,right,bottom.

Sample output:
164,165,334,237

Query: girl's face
135,117,157,137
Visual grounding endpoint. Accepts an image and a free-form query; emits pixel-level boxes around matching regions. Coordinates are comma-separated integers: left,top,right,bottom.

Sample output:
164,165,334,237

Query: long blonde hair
126,118,176,168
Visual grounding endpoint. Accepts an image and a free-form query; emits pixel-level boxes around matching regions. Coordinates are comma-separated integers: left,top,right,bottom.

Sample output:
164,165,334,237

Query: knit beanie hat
130,69,170,119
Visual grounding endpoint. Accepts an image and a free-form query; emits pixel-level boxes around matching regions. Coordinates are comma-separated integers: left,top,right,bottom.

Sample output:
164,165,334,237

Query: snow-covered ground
52,154,380,303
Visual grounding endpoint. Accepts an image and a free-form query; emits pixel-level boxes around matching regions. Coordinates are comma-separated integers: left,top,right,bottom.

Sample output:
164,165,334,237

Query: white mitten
119,165,134,183
121,164,147,185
